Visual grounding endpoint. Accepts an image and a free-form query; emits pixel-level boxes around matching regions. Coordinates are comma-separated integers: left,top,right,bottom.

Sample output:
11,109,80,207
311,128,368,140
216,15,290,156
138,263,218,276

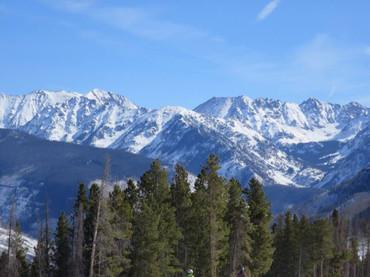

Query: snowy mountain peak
1,90,370,188
85,89,139,110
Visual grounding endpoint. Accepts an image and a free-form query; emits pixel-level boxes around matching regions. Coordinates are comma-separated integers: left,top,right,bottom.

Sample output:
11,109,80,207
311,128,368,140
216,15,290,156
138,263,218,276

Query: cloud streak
257,0,280,21
41,0,218,42
224,34,370,104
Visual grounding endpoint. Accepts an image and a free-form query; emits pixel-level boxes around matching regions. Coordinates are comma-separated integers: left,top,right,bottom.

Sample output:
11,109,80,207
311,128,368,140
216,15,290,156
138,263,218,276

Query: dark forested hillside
0,128,152,233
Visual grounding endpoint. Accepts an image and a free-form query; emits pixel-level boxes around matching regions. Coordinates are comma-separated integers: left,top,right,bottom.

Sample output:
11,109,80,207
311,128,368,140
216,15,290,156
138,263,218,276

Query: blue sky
1,0,370,108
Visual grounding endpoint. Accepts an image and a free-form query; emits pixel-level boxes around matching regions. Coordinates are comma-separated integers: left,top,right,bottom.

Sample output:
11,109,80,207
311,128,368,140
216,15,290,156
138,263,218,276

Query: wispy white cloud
257,0,280,21
38,1,370,105
41,0,218,42
222,34,370,104
93,7,209,41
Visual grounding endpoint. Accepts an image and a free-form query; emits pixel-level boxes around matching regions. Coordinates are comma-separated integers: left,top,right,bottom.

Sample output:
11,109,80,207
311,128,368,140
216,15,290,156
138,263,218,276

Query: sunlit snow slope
1,90,369,187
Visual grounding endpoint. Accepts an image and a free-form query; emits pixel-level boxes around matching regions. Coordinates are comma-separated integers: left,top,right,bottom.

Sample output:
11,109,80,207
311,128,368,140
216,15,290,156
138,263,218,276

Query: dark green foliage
247,177,274,276
84,183,100,274
225,178,252,277
188,168,210,277
71,183,87,277
53,213,71,277
205,155,228,277
171,164,193,274
268,212,296,277
310,218,334,275
328,209,351,277
75,183,88,211
124,179,139,210
104,185,133,275
131,160,181,277
4,154,367,277
188,155,228,277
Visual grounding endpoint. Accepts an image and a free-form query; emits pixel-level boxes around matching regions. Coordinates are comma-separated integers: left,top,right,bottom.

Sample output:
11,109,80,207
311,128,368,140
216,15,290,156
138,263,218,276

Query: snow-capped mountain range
1,89,369,188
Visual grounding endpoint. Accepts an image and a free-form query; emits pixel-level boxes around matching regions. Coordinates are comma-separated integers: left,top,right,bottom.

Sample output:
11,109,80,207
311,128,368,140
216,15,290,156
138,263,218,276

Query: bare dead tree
88,156,111,277
7,200,17,277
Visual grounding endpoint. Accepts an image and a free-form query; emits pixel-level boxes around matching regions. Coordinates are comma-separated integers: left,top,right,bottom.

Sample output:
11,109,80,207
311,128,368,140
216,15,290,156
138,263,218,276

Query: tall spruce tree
71,183,87,277
267,214,284,277
206,155,228,277
225,178,252,277
188,168,210,276
84,183,100,276
310,218,333,277
171,164,193,274
246,177,274,277
329,209,350,277
297,215,313,277
268,212,299,277
124,179,139,211
188,155,228,277
53,213,71,277
104,185,133,276
131,160,181,277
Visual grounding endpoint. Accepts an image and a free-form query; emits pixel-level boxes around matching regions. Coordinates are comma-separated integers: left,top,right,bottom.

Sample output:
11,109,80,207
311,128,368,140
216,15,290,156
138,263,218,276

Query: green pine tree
297,215,313,277
188,155,228,277
328,209,350,277
310,218,334,277
71,183,87,277
267,214,284,277
124,179,139,211
53,213,71,277
131,160,181,277
104,185,133,276
267,212,299,277
206,155,228,277
171,164,193,274
188,168,210,277
84,183,100,275
225,178,252,277
246,177,274,277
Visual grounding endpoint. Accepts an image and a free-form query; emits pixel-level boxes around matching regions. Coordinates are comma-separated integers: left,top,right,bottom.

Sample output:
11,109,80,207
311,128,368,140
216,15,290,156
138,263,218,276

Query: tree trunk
88,156,110,277
298,247,302,277
7,202,16,277
72,203,85,277
88,195,101,277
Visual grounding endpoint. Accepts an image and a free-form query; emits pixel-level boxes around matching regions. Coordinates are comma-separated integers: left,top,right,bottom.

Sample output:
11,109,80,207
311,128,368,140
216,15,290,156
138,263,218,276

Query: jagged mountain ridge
1,89,369,187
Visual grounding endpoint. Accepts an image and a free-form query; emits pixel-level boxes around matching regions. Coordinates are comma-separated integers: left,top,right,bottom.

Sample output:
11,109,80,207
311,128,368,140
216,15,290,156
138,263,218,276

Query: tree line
0,154,369,277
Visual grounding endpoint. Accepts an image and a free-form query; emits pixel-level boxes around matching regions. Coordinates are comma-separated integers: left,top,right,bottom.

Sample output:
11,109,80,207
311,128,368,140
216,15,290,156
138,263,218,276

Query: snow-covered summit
85,88,140,109
195,96,370,144
1,90,369,188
